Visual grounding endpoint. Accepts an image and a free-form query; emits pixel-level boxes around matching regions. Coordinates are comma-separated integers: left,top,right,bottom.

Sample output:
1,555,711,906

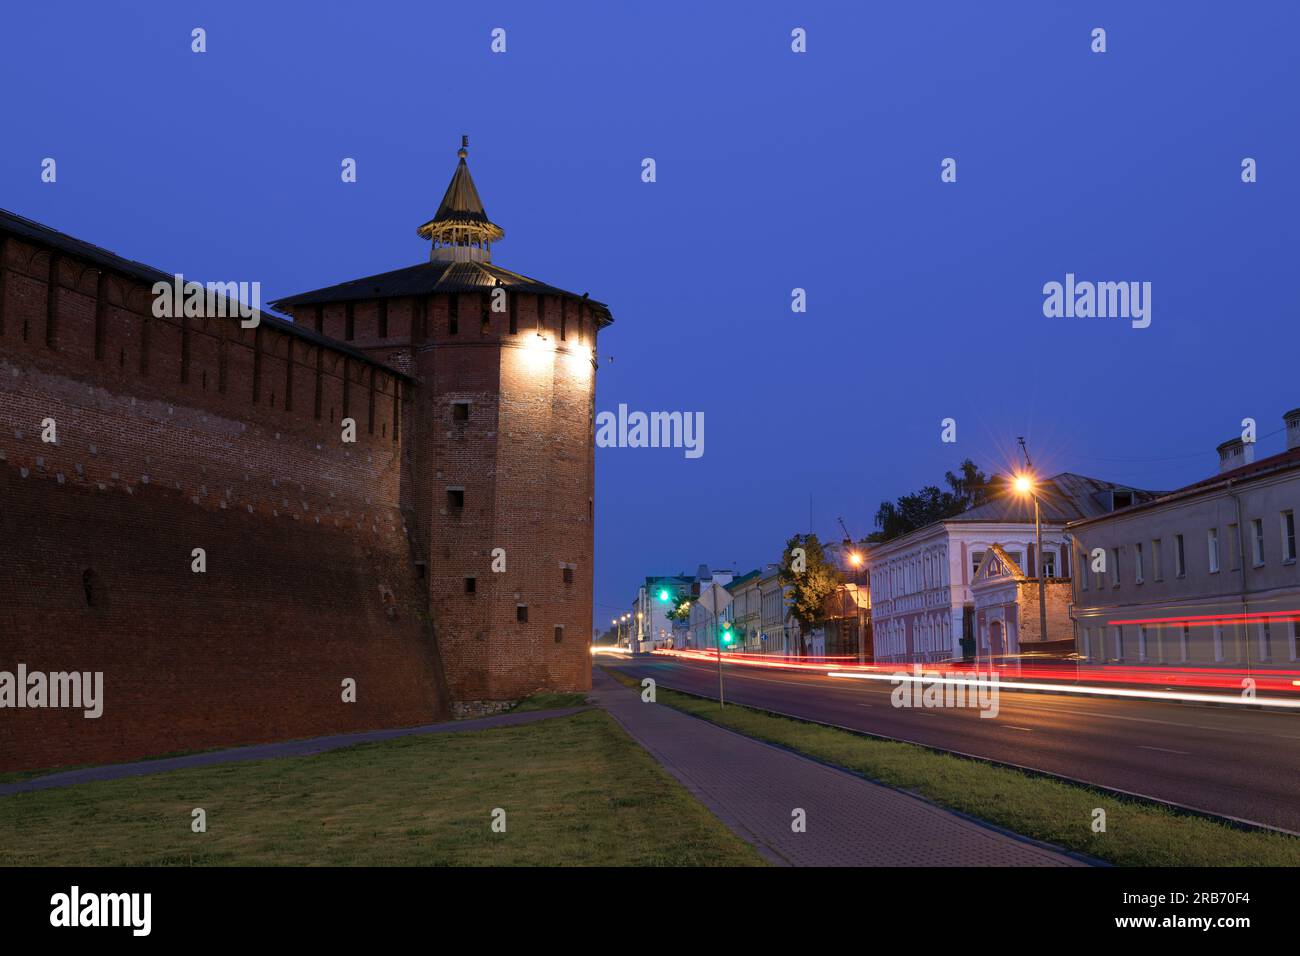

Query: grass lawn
602,666,1300,867
0,710,764,867
509,691,590,713
0,692,594,786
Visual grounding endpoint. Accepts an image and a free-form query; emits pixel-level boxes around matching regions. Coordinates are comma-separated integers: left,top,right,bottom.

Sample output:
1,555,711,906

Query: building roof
1069,444,1300,528
725,569,763,592
952,472,1158,524
269,259,612,324
867,472,1162,555
416,136,504,244
0,207,404,377
274,138,613,326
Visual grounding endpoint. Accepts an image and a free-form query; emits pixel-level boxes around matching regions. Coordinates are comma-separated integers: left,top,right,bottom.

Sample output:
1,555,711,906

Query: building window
378,300,389,338
1174,534,1186,578
1227,523,1240,571
508,293,518,334
536,295,546,331
562,566,574,585
82,568,99,608
1138,625,1148,662
1113,626,1124,661
452,401,470,423
1207,528,1219,573
1042,550,1056,577
345,302,355,340
1152,538,1163,582
970,550,985,582
447,488,464,512
559,302,567,341
1134,542,1144,584
1080,553,1089,591
1180,624,1190,663
554,625,564,644
1212,624,1224,662
1282,511,1296,563
1290,620,1300,662
517,605,529,623
1251,519,1265,567
480,295,491,336
1110,547,1120,588
448,295,459,335
464,577,476,594
1258,621,1273,661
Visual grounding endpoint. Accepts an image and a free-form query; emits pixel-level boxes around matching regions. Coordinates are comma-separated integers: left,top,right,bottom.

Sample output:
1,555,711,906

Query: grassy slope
0,710,764,867
603,667,1300,866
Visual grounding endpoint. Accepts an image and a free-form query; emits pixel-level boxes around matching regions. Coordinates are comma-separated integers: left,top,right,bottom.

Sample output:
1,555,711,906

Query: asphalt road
602,655,1300,833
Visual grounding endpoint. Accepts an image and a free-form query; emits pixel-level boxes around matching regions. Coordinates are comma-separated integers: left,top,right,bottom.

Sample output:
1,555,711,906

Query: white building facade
867,473,1152,663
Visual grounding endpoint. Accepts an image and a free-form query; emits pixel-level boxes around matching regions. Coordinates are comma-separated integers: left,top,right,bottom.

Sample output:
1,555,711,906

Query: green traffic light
658,589,671,602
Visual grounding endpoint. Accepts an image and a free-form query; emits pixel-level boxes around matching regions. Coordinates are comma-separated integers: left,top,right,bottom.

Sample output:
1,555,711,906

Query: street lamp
1013,473,1048,651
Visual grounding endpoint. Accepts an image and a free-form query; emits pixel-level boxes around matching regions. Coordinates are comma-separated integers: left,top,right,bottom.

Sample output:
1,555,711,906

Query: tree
778,533,843,655
868,459,998,542
665,593,693,623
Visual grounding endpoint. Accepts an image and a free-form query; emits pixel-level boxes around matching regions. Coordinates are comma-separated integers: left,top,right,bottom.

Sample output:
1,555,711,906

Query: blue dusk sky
3,1,1298,629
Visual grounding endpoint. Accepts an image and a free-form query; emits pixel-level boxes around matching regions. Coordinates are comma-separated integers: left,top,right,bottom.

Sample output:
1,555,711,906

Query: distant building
1068,415,1300,666
632,573,694,650
868,473,1157,663
725,569,764,652
822,540,871,661
640,565,732,650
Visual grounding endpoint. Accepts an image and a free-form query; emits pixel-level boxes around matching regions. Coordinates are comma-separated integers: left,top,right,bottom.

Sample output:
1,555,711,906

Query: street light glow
1014,474,1033,494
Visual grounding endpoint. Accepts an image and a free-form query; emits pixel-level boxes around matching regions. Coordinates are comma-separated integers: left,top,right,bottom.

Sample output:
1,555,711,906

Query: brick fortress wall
0,231,451,772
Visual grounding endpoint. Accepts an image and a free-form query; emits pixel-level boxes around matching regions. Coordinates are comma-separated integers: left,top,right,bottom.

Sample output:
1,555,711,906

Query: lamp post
847,548,866,663
1014,474,1048,648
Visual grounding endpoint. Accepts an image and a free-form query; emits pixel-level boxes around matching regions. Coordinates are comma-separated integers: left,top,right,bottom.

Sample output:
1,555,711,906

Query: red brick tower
273,138,610,713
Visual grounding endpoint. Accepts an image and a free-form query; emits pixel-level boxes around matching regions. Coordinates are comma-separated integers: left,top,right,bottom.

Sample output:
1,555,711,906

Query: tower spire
417,135,504,262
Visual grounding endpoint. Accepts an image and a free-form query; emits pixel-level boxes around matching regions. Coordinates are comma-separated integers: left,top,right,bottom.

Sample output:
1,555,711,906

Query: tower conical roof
417,136,504,259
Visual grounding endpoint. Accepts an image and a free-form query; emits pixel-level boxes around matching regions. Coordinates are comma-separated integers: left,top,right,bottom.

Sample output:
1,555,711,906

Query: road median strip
602,665,1300,867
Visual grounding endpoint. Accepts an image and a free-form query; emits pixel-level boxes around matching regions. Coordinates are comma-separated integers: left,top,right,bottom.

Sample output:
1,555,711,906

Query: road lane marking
1005,726,1033,732
1138,745,1191,756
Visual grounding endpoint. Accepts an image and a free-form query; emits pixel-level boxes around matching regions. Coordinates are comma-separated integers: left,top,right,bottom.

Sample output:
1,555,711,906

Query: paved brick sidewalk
591,670,1087,866
0,707,589,797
